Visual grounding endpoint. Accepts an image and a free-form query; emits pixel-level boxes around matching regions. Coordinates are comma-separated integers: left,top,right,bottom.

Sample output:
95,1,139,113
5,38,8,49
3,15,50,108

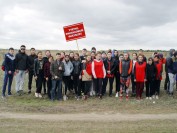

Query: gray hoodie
63,60,74,76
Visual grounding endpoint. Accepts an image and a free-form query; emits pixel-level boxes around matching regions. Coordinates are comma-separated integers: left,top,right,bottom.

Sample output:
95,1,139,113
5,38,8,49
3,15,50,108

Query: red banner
63,22,86,42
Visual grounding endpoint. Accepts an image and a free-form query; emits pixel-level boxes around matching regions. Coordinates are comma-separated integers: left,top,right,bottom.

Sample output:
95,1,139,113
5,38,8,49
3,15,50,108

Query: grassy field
0,49,177,133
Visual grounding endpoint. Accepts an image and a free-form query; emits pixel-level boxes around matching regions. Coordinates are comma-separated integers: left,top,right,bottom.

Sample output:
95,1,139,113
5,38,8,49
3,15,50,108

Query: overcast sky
0,0,177,50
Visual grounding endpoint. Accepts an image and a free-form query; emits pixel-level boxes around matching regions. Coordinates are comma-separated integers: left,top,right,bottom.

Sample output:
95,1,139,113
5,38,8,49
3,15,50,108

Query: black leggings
63,76,71,95
102,77,114,96
47,77,52,99
83,81,92,95
93,78,103,96
154,80,161,95
73,75,81,96
146,80,155,97
36,70,44,93
115,72,120,92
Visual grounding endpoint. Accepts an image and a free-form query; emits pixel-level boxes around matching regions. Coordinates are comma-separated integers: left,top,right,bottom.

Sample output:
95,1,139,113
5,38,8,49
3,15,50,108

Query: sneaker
92,91,96,96
115,92,119,98
77,97,80,101
38,93,42,98
146,97,149,100
156,95,159,99
98,95,102,99
152,95,155,99
63,95,67,101
19,90,24,95
8,92,12,96
149,97,152,100
2,95,6,99
35,93,39,98
75,95,78,99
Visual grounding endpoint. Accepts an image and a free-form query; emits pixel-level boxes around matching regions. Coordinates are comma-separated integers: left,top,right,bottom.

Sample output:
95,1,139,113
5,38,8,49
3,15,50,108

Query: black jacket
28,54,37,71
104,58,117,75
72,60,82,76
15,51,28,70
146,63,157,81
34,58,44,76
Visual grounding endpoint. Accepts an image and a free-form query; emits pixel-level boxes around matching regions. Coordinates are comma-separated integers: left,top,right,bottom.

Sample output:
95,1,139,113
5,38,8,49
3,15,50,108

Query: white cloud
0,0,177,50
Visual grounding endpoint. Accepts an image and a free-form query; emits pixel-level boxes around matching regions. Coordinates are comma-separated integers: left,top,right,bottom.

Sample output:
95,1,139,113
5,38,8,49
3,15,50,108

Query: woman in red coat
134,54,147,100
154,55,163,99
92,52,106,99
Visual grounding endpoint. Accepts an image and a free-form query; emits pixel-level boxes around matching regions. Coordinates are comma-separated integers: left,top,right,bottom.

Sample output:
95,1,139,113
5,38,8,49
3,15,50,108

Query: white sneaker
146,97,149,100
152,95,155,99
38,93,42,98
90,91,93,96
63,95,67,101
92,91,96,96
156,95,159,99
35,93,39,98
115,92,119,98
149,97,152,100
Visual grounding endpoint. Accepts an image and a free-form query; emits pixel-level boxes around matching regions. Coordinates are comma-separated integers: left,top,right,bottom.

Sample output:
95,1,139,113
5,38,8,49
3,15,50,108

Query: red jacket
155,61,163,80
134,62,146,82
82,61,92,75
92,59,106,78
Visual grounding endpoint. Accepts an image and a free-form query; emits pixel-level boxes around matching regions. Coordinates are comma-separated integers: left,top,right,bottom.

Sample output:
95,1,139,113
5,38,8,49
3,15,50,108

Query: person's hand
25,70,28,73
8,71,12,74
82,60,86,63
71,76,73,80
144,79,147,82
55,76,58,79
79,75,82,79
59,67,62,70
134,79,136,82
107,71,110,74
35,76,38,80
46,77,48,81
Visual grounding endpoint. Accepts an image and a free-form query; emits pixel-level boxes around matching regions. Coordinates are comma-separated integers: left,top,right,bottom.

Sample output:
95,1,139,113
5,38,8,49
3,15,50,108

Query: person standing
28,48,37,94
34,51,44,98
15,45,28,95
167,51,177,96
72,53,82,100
81,55,92,100
2,48,15,98
43,50,51,94
154,55,163,99
134,54,147,100
50,53,65,101
44,56,54,99
146,57,156,100
63,55,73,98
131,53,137,97
102,51,116,96
119,52,132,101
92,52,106,99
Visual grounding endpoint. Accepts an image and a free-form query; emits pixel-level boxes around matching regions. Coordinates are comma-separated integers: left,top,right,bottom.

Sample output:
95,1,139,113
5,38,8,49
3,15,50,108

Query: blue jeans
2,71,14,96
51,79,62,100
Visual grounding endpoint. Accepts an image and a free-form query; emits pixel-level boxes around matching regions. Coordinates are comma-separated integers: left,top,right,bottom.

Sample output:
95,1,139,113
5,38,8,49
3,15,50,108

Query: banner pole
76,40,79,54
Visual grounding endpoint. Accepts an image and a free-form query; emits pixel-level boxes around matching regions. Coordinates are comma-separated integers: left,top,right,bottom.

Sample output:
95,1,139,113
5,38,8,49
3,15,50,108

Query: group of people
1,45,177,101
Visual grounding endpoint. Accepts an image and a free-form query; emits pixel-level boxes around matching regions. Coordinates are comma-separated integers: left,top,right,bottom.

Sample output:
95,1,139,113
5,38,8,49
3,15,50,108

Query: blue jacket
4,53,15,72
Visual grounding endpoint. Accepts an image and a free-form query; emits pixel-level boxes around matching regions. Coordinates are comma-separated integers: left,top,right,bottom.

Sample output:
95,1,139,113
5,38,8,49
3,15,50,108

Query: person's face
92,49,96,53
38,53,43,59
96,54,101,60
70,53,74,58
102,53,106,59
87,56,91,61
49,57,53,63
138,56,143,62
56,54,61,60
9,50,14,55
20,47,26,53
132,54,137,60
91,53,95,57
175,55,177,58
74,55,79,60
119,56,123,61
65,56,69,61
114,51,118,56
82,50,87,56
124,53,128,60
61,53,65,58
107,53,112,59
45,51,51,57
148,59,153,65
154,57,158,62
30,49,35,55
